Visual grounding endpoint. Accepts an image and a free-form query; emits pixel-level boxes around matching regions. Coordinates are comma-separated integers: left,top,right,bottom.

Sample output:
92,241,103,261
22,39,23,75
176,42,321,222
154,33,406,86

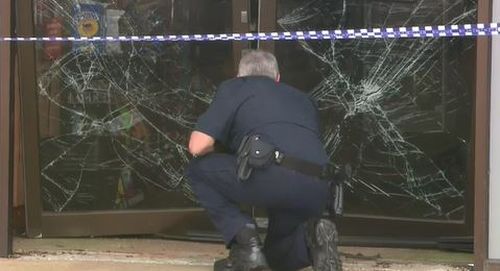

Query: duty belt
274,151,327,179
236,134,327,181
236,134,345,216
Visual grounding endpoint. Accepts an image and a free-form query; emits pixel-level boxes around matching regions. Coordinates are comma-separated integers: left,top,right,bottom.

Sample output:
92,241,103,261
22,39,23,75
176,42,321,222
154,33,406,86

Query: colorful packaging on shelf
72,3,106,52
43,17,64,60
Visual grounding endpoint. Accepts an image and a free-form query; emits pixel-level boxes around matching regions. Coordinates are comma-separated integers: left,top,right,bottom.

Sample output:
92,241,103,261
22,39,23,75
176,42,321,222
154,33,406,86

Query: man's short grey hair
238,50,279,80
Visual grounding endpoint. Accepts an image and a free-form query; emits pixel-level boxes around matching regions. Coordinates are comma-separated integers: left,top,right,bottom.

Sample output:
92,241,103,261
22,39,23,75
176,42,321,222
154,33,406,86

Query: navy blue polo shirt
195,76,329,166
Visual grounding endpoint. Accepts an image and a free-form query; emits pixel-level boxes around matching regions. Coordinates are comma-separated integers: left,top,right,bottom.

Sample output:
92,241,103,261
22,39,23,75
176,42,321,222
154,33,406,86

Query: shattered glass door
29,0,477,238
271,0,476,221
34,0,238,212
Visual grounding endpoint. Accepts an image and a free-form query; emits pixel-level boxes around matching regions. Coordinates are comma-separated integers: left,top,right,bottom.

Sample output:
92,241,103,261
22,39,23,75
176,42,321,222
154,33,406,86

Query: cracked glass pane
33,0,476,222
35,0,234,211
274,0,476,220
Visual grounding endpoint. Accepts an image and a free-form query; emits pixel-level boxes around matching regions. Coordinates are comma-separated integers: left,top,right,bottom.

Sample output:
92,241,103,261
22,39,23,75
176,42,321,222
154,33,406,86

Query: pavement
0,237,474,271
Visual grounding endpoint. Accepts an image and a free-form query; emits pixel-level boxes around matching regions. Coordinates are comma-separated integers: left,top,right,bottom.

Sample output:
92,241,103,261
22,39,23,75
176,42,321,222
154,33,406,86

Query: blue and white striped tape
1,23,499,42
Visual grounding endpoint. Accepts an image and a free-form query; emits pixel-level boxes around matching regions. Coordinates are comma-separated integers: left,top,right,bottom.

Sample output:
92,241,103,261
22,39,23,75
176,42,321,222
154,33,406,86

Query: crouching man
185,50,341,271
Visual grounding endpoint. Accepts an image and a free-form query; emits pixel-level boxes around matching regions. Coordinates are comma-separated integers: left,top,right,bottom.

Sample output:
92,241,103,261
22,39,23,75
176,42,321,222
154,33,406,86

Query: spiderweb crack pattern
278,0,475,219
37,0,217,211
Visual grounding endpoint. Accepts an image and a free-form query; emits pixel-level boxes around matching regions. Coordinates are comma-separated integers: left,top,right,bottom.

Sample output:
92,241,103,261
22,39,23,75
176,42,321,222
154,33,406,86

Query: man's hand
188,131,215,157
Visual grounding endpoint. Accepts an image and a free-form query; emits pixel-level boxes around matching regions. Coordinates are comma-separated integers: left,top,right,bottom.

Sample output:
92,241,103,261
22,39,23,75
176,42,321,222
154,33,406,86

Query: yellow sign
78,19,99,37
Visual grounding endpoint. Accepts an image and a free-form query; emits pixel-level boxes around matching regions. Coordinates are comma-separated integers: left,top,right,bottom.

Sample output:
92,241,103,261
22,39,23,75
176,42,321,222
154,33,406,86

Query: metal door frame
474,0,500,270
0,0,15,257
20,0,251,238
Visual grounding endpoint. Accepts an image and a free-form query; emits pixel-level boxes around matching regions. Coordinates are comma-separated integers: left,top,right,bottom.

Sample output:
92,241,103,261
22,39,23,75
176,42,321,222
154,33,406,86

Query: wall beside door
0,0,14,257
489,0,500,261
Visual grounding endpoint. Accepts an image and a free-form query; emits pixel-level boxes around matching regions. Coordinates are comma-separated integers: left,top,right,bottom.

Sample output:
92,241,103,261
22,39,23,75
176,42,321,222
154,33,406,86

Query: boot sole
312,219,342,271
214,257,270,271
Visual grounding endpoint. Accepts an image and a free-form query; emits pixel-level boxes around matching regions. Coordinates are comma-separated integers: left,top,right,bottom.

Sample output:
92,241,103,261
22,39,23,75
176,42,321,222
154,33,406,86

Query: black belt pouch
236,135,276,182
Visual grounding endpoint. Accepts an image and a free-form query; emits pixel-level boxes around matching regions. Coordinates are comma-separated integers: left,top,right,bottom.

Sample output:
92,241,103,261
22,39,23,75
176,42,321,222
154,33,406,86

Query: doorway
20,0,477,243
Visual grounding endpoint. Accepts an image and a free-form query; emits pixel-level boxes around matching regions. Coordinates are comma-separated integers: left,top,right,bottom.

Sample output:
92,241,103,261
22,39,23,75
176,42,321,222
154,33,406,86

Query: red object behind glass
43,18,64,60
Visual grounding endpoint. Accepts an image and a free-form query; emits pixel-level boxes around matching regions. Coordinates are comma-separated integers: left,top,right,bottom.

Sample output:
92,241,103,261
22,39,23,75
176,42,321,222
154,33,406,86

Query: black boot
214,224,270,271
306,219,342,271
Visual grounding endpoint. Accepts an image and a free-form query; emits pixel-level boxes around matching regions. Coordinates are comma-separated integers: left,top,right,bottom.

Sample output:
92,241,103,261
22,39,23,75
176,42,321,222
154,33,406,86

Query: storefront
1,0,498,269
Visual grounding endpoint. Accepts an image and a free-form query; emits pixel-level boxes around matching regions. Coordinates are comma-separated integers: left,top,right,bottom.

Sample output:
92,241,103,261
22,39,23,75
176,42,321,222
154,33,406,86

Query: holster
236,135,276,182
328,164,351,217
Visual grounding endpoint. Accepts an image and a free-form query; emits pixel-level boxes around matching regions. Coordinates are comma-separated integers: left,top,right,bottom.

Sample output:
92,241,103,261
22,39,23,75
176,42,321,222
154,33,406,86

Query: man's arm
188,131,215,157
190,80,249,157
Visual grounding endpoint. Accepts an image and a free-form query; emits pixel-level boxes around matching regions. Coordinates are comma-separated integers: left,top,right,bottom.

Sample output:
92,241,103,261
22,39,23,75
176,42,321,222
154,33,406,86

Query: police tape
1,23,499,42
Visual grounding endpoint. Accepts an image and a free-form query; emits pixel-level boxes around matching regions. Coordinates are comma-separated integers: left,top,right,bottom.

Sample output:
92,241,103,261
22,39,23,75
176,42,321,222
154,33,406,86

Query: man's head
237,50,280,82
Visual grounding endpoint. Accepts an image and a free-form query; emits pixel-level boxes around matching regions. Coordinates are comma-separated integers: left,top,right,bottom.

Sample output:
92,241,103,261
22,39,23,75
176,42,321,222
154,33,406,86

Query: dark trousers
185,153,329,271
